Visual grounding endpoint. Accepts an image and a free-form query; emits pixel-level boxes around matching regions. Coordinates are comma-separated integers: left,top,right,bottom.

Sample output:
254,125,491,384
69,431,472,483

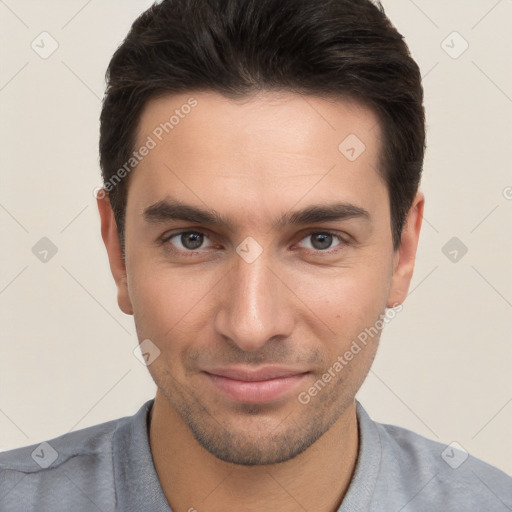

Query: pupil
182,232,203,249
312,233,332,250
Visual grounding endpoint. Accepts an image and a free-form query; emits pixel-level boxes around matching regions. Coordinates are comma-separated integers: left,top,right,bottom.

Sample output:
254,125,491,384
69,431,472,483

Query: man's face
100,91,420,465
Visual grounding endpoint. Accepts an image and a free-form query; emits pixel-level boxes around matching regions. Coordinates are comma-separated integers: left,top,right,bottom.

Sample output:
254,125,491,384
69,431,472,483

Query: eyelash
160,229,349,256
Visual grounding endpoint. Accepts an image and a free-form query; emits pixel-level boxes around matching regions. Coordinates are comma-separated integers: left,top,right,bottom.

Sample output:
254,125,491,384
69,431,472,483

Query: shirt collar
113,399,171,511
336,401,382,511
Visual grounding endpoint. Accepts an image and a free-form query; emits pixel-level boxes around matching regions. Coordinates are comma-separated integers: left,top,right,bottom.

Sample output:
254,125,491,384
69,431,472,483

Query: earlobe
96,191,134,315
386,192,424,308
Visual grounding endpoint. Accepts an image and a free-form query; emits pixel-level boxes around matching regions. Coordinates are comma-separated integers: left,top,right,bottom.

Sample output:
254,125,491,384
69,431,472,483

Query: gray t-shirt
1,399,511,511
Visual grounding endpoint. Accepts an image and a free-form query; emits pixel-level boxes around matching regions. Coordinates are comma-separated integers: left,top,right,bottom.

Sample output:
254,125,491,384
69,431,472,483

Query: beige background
1,0,511,475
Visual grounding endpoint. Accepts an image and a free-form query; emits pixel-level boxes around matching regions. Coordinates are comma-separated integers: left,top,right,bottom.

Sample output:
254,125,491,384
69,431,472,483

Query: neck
149,390,359,512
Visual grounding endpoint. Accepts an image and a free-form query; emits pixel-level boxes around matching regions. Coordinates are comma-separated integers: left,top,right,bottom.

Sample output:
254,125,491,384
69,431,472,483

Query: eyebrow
142,197,371,231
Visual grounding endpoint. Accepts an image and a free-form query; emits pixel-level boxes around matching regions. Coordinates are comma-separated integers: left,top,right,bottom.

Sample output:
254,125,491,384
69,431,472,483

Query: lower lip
203,372,309,404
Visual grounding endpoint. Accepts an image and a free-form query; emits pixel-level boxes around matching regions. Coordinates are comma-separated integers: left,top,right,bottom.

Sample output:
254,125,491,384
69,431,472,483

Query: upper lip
203,366,309,382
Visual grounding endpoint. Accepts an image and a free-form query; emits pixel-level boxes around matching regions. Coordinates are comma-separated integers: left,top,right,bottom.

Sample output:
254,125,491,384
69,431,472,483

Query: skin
97,90,423,512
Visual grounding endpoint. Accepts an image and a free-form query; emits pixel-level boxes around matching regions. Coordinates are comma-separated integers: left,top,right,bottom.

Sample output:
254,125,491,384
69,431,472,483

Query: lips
202,366,309,403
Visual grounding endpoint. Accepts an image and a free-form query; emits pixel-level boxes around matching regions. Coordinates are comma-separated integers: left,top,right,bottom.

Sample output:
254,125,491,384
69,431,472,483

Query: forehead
128,90,386,226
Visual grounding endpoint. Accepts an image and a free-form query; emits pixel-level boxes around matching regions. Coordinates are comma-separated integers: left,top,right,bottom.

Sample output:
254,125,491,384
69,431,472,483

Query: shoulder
374,419,512,510
0,416,120,472
0,413,131,511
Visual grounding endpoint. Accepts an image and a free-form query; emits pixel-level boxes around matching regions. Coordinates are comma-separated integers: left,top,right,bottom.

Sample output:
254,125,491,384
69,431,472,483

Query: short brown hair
99,0,425,255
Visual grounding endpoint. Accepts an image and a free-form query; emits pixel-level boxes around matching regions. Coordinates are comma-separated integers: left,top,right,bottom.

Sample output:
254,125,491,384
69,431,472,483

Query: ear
96,190,134,315
387,191,424,307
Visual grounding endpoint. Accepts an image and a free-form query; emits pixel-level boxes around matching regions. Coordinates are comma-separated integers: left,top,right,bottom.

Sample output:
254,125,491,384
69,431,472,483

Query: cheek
289,255,393,329
126,260,221,344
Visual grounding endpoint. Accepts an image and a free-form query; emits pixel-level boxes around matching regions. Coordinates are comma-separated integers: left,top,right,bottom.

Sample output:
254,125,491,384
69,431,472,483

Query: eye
161,229,348,255
296,231,345,252
164,230,212,251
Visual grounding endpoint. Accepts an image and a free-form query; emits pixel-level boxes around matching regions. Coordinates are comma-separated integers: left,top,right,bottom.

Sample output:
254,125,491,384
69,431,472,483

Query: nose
213,251,295,352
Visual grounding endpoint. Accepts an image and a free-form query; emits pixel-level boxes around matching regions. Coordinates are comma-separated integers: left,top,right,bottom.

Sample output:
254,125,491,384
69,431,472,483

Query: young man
1,0,511,510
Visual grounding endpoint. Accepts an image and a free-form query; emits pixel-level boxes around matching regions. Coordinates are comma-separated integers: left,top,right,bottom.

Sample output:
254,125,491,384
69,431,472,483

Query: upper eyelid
162,228,213,243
